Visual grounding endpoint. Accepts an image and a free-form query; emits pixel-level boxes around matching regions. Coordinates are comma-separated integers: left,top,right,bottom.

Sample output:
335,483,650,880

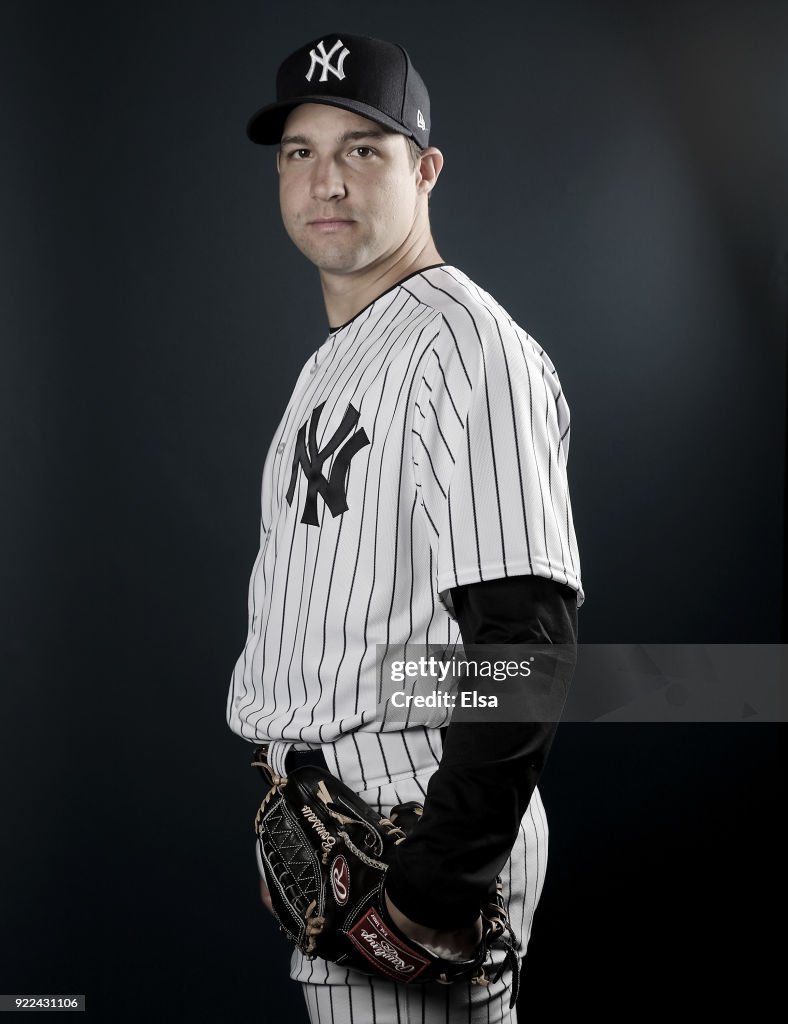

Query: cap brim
246,96,412,145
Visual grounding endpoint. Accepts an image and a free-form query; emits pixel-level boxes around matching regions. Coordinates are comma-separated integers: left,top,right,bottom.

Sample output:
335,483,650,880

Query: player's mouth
307,218,355,231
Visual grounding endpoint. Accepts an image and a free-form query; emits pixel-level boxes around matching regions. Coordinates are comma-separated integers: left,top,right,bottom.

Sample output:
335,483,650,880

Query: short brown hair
405,135,423,170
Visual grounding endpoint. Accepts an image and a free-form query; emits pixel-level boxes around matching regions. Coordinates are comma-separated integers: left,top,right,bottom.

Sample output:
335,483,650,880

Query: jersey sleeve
411,310,584,615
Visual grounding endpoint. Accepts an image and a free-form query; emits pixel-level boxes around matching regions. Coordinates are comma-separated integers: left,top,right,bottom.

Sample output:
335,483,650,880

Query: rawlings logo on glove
251,751,520,1007
331,856,349,904
347,906,432,980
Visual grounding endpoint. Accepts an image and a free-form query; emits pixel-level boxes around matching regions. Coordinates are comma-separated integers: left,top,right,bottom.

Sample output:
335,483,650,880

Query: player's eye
286,148,311,160
350,146,375,158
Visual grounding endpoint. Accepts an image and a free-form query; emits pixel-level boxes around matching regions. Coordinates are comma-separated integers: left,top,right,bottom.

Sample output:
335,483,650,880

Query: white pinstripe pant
301,970,519,1024
278,728,550,1024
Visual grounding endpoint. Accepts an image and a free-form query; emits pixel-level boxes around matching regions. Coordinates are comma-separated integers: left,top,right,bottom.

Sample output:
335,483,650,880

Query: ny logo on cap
305,39,350,83
285,401,370,525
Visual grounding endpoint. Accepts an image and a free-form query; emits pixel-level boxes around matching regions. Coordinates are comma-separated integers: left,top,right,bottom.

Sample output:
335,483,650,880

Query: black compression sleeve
384,574,578,929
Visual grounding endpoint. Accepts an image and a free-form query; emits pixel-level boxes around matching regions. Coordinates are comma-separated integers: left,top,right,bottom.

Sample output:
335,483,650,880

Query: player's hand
384,890,483,961
259,876,274,915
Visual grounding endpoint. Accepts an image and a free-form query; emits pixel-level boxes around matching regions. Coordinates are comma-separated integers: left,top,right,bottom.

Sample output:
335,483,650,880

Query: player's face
277,104,424,275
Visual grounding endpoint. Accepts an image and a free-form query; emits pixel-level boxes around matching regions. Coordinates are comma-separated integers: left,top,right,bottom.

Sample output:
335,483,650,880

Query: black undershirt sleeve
384,574,578,929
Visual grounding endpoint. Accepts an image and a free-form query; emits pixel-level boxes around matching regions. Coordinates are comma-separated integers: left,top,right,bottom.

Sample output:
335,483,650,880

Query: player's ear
276,148,282,174
416,147,443,198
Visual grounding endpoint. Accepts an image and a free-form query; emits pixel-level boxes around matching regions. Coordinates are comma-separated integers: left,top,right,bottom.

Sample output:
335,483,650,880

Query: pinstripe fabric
236,264,576,1020
403,268,582,617
303,970,518,1024
227,265,583,747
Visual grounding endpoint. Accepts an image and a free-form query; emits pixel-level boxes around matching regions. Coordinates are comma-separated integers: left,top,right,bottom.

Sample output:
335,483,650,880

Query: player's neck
319,235,443,331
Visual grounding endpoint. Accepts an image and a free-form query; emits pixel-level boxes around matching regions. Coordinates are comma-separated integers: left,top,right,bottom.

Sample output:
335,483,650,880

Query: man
228,32,584,1023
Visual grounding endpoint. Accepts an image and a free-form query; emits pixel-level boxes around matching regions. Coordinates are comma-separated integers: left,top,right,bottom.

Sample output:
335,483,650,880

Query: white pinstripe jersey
227,264,584,745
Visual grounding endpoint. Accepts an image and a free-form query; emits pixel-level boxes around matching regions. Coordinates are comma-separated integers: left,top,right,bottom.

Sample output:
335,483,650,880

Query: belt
285,747,328,771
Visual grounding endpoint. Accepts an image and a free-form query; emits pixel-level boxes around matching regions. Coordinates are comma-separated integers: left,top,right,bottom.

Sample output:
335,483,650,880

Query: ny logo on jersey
305,39,350,83
285,402,370,526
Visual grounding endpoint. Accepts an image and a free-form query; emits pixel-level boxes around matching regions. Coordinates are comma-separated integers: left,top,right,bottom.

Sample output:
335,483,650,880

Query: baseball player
228,32,584,1024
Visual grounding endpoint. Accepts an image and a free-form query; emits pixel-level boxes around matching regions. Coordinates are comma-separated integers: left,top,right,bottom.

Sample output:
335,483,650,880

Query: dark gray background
1,0,785,1020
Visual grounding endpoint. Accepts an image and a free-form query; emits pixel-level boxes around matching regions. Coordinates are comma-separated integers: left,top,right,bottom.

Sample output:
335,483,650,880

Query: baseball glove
251,751,520,1007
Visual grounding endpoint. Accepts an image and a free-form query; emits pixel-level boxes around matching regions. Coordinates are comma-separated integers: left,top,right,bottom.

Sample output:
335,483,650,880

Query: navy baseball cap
246,33,430,148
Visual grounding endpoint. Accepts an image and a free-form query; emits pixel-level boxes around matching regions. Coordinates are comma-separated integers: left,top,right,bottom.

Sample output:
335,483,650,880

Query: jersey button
309,364,317,374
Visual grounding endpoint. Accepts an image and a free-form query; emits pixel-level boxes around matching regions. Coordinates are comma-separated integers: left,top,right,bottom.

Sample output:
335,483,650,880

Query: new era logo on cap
246,32,431,149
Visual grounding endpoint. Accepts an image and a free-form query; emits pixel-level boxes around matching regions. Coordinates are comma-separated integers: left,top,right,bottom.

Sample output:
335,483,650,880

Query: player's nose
310,157,347,201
